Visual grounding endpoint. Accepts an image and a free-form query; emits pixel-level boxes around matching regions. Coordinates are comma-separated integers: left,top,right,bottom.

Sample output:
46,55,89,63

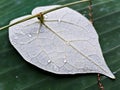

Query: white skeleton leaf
9,5,115,79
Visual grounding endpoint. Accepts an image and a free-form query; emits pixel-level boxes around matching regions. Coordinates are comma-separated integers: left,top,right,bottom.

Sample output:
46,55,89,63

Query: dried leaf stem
0,0,89,30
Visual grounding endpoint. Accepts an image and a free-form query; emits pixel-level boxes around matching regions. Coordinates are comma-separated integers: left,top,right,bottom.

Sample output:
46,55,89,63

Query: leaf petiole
0,0,89,31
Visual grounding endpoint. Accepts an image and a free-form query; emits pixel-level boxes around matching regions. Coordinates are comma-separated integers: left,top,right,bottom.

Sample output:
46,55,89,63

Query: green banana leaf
0,0,120,90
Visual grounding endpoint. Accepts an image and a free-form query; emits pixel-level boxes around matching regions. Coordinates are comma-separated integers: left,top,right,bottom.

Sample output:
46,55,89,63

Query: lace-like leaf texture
9,5,115,79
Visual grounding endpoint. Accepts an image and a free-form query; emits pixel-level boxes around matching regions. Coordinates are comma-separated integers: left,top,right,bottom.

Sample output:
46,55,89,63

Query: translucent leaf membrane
9,5,115,79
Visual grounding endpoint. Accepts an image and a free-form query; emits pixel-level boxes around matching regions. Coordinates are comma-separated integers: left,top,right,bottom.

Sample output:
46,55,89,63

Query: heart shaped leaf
9,5,115,79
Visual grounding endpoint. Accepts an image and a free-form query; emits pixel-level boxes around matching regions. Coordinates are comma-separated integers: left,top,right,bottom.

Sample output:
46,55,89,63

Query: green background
0,0,120,90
